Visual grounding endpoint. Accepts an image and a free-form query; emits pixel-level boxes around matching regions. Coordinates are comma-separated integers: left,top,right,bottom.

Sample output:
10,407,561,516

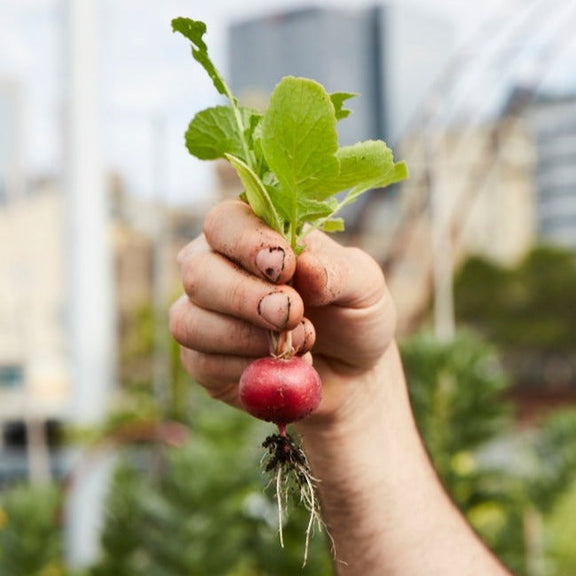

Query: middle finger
182,251,304,331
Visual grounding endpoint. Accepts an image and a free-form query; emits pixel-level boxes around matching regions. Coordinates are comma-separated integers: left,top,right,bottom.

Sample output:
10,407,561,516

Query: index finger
203,200,296,285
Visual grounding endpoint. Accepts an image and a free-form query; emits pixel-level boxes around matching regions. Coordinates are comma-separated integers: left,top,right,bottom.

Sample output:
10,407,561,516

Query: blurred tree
454,245,576,390
2,303,576,574
545,478,576,576
0,483,64,576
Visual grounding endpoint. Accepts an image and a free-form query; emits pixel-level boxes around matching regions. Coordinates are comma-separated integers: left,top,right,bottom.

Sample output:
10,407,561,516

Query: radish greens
172,16,407,253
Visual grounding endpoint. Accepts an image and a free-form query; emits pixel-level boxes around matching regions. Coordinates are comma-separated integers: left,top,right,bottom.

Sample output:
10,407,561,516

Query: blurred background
1,0,576,574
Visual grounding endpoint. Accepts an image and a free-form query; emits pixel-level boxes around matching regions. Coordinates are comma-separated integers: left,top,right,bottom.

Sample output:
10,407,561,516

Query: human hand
170,200,397,426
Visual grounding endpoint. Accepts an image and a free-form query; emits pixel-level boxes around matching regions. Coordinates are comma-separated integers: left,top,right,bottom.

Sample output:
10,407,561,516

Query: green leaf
261,77,340,242
245,112,262,150
330,92,357,120
172,17,229,99
320,218,345,232
249,121,270,175
185,106,241,160
185,106,260,163
225,154,283,234
343,159,408,205
300,197,339,222
316,140,398,198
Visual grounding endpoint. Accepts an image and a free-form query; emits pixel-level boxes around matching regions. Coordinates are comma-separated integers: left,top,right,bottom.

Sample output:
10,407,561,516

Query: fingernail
256,247,286,283
258,292,291,329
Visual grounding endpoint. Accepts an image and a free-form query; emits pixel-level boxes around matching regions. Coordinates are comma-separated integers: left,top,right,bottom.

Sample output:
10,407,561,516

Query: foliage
172,17,406,250
454,245,576,388
0,483,64,576
545,478,576,576
530,409,576,513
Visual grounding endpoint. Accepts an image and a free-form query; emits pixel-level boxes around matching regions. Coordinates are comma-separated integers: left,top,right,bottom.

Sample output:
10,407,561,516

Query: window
0,365,23,389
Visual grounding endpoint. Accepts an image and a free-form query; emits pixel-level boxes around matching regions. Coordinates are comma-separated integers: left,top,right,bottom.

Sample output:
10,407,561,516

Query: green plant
0,483,64,576
454,245,576,389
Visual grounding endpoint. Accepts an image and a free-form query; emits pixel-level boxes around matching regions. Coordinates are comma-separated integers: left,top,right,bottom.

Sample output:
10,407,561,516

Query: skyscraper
228,4,454,146
0,80,24,204
527,94,576,250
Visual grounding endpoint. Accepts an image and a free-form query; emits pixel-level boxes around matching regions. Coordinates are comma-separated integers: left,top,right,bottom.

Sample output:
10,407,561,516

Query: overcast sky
1,0,575,204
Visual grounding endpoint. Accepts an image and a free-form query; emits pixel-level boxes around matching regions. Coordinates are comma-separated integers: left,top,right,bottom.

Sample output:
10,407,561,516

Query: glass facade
228,5,453,147
529,97,576,250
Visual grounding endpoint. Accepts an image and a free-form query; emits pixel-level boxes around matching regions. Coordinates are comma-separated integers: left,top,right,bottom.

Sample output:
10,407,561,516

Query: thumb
293,231,386,309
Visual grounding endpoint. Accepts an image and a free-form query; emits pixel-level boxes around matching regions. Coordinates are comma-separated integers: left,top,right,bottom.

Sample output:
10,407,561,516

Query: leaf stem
230,102,253,170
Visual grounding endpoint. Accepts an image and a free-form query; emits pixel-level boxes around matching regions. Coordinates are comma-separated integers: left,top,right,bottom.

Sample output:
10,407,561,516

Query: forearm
297,342,510,576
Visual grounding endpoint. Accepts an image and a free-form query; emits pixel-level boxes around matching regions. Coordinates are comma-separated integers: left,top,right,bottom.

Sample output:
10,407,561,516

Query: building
0,175,203,485
525,94,576,250
0,180,69,483
0,80,24,205
357,116,536,334
228,4,454,146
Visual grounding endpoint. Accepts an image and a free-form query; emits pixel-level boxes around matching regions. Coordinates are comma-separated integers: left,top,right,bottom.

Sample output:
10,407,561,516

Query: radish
239,352,324,561
239,356,321,436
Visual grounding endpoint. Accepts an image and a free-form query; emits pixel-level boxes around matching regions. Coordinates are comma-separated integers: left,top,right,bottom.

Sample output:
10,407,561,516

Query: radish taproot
173,15,407,564
239,356,321,435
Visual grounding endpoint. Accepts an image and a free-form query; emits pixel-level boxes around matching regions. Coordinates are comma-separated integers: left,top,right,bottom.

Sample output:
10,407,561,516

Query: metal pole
425,109,455,342
26,418,51,484
64,0,115,567
152,117,170,413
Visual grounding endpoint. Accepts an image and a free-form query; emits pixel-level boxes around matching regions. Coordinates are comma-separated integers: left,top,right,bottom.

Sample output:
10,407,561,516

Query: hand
170,200,397,425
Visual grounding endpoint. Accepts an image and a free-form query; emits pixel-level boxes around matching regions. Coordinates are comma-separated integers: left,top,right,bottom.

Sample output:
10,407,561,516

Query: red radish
239,356,321,435
239,354,324,561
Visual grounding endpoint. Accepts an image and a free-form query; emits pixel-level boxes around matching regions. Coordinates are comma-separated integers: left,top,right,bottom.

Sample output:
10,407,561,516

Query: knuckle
169,299,201,349
168,299,187,343
181,349,239,395
180,347,212,382
203,200,244,243
202,205,220,240
177,235,208,271
181,252,208,298
206,382,238,405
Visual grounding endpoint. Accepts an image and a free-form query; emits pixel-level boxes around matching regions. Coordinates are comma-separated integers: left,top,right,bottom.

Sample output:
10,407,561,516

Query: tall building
526,94,576,250
228,4,454,146
0,80,24,204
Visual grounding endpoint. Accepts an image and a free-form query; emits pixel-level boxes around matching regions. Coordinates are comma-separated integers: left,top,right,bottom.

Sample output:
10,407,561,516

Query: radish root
262,431,324,566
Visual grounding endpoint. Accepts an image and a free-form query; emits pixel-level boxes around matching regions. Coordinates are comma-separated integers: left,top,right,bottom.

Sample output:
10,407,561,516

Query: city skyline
4,0,575,205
